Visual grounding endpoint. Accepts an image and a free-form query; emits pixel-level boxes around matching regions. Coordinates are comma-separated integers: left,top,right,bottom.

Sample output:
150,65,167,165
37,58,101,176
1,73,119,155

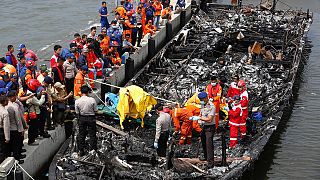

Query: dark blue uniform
99,7,109,29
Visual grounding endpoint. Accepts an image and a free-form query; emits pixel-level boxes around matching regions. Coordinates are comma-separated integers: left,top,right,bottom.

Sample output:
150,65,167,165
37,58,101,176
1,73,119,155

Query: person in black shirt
52,56,65,84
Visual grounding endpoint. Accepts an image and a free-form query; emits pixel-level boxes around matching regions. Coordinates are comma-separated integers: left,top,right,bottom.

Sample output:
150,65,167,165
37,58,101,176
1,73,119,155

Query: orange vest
153,3,162,16
74,71,84,97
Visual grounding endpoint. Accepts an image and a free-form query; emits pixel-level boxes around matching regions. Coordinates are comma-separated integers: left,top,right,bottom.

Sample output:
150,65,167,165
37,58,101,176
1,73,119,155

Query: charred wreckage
49,3,313,180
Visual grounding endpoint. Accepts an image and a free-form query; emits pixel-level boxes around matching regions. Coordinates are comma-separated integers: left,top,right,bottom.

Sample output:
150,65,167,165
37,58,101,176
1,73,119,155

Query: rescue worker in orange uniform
238,80,249,141
109,42,122,66
116,1,127,18
152,0,163,30
74,65,88,98
185,105,203,134
144,20,156,36
170,105,202,145
227,95,242,148
123,10,135,42
206,76,222,129
100,34,110,56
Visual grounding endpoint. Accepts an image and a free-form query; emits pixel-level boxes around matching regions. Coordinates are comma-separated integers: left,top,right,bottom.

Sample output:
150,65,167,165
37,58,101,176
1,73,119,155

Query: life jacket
100,36,110,55
74,72,84,97
52,65,64,84
50,53,59,68
207,83,221,102
5,52,18,68
94,60,103,77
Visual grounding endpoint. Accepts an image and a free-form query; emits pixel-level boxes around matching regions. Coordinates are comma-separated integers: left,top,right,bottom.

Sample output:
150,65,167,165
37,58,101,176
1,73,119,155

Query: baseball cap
81,65,88,71
18,44,26,51
43,76,53,84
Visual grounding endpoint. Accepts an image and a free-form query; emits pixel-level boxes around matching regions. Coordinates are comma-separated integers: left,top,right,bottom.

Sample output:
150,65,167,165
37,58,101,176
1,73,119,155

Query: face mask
112,25,117,29
211,82,217,86
200,101,205,105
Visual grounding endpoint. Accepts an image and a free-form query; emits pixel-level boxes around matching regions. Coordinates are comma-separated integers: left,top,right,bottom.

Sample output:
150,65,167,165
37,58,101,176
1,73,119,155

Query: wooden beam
96,120,127,136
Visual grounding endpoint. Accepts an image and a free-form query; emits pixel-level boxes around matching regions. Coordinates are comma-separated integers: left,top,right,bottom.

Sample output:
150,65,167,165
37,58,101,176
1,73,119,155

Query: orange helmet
237,80,246,87
27,79,41,92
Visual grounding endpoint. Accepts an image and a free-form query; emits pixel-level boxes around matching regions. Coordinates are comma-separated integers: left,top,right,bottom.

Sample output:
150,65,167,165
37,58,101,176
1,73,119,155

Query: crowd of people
0,0,186,164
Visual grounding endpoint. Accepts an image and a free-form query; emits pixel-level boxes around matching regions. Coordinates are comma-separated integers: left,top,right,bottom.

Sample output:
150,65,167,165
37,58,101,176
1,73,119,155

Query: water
242,0,320,179
1,0,320,179
0,0,117,60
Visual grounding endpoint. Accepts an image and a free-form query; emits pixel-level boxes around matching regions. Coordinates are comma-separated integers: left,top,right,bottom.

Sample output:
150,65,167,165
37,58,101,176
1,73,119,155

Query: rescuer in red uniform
227,95,242,148
238,80,249,140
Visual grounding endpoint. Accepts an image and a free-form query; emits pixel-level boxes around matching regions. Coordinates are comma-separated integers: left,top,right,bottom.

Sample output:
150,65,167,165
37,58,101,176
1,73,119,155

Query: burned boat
49,3,313,180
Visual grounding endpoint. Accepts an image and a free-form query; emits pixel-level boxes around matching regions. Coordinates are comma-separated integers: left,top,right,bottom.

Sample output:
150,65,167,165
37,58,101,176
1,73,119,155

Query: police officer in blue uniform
99,1,109,30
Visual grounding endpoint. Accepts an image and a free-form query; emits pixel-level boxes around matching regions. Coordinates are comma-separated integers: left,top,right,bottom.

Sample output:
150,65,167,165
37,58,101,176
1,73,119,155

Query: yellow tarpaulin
184,92,201,109
117,85,157,129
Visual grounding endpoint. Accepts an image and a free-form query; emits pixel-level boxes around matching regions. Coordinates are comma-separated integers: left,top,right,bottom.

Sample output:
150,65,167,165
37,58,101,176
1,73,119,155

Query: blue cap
18,44,26,51
81,65,88,71
198,92,208,99
0,80,5,88
43,76,53,84
67,53,75,59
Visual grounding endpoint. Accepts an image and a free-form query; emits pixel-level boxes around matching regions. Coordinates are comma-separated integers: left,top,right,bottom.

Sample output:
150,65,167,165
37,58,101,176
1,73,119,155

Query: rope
0,160,35,180
16,162,35,180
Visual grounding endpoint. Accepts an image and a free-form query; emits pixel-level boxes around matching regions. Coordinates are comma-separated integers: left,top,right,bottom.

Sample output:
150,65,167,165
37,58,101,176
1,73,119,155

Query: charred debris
50,4,313,180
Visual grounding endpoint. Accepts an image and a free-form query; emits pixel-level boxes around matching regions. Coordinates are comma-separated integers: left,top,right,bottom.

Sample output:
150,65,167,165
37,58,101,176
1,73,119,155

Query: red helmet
237,80,246,87
0,62,3,69
26,60,35,68
126,10,134,17
27,79,42,92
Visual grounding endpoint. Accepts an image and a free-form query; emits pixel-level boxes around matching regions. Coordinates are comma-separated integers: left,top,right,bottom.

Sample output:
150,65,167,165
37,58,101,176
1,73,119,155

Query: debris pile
51,4,312,180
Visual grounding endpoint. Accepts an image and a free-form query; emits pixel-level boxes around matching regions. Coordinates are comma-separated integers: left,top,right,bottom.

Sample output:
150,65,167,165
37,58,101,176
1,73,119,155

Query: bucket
252,111,263,122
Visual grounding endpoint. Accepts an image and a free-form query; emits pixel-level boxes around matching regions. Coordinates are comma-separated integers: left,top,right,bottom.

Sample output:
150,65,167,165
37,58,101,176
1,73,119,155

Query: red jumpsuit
87,50,97,88
226,82,240,98
228,103,242,148
239,89,249,138
206,83,222,129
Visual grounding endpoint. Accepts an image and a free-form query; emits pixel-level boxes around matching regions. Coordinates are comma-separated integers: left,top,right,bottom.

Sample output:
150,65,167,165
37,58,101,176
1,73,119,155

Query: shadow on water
241,45,309,180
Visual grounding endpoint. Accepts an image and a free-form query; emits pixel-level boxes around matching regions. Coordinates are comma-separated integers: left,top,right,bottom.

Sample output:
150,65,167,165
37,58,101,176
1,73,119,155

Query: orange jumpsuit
170,108,193,145
206,83,222,129
100,36,110,55
123,18,134,41
74,71,85,98
185,105,202,133
144,24,156,35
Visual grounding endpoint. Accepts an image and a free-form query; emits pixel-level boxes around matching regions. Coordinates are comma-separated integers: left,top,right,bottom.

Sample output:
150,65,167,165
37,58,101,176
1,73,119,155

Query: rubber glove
224,106,230,111
189,116,200,121
154,142,158,149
